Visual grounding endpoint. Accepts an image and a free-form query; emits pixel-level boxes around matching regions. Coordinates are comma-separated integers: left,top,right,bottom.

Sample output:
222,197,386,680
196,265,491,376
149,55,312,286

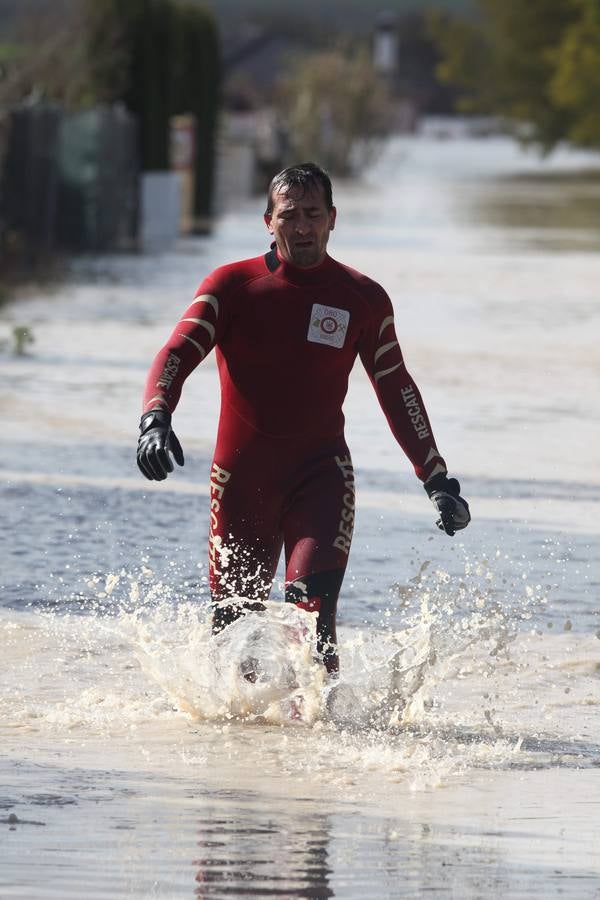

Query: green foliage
85,0,220,214
0,4,97,110
428,11,496,114
0,281,10,307
169,2,220,218
430,0,600,151
0,43,23,63
12,325,34,355
86,0,172,169
85,0,137,105
551,0,600,147
276,46,393,175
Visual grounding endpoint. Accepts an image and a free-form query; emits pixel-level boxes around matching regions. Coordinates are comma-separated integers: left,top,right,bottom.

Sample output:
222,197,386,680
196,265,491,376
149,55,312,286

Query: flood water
2,132,600,898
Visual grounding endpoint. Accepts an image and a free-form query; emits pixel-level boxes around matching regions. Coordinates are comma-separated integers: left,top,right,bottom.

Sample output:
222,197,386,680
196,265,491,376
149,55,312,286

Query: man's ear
264,213,274,234
329,206,337,231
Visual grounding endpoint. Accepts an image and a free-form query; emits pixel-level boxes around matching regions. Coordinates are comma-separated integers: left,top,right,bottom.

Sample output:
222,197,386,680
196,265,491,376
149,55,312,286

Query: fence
1,102,139,273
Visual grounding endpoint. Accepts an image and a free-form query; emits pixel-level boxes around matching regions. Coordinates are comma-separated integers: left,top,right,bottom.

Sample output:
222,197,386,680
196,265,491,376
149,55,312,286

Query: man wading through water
137,163,470,675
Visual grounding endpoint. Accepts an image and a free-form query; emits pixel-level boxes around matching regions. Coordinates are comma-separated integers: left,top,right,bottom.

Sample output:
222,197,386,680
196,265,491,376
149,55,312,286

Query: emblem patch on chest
307,304,350,349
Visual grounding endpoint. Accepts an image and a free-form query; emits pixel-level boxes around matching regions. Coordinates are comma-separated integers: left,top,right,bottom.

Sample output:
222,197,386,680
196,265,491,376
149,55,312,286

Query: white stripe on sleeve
374,340,398,364
191,293,219,316
378,315,395,339
374,361,403,382
179,317,216,342
178,333,207,359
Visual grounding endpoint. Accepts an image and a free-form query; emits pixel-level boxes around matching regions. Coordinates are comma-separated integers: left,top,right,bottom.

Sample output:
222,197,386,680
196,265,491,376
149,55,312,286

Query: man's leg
208,458,282,632
285,569,345,674
282,447,355,674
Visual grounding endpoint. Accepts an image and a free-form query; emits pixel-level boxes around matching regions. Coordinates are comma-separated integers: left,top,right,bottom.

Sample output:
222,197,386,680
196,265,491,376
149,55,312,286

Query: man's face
264,183,336,268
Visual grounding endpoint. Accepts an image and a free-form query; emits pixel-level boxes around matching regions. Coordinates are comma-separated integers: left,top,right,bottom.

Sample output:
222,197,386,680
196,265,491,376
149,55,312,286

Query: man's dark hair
265,163,333,215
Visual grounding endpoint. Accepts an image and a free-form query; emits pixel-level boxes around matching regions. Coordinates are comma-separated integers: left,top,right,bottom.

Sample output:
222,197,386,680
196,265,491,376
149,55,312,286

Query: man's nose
294,216,311,234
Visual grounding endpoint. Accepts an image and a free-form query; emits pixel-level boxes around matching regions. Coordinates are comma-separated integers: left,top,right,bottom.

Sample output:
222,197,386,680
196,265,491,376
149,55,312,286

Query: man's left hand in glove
424,473,471,537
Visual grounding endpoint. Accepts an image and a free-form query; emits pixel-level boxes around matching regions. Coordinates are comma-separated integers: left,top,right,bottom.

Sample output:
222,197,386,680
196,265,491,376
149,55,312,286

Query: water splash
125,600,326,725
119,556,521,735
4,550,598,796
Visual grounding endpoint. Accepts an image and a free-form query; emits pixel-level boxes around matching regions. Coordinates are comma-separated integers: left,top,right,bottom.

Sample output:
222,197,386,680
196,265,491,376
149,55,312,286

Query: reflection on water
5,753,600,898
194,807,334,897
459,170,600,252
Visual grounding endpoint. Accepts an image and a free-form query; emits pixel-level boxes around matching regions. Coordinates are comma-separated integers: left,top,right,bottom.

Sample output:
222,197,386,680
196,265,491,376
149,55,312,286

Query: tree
551,0,600,147
429,0,599,152
168,2,220,220
428,12,497,116
0,1,95,110
86,0,175,170
86,0,220,217
276,46,393,175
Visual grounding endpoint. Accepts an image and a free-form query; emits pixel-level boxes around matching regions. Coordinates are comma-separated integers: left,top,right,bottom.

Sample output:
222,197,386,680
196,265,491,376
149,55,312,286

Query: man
137,163,470,675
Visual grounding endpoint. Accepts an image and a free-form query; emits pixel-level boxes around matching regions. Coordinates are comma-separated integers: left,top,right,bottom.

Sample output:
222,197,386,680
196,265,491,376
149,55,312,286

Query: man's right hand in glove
424,473,471,537
137,408,184,481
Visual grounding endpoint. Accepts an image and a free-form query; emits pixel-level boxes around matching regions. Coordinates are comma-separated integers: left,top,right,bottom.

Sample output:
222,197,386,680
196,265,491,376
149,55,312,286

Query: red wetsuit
143,246,447,661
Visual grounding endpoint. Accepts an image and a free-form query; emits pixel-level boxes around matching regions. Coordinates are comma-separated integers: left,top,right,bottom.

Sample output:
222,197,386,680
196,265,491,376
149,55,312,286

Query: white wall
139,171,182,252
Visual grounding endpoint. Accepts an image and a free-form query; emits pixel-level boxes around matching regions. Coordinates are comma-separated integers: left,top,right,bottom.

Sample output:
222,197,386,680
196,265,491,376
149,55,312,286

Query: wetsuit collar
265,243,337,286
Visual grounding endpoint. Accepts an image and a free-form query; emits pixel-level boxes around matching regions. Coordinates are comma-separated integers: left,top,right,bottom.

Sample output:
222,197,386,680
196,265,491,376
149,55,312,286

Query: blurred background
2,0,599,286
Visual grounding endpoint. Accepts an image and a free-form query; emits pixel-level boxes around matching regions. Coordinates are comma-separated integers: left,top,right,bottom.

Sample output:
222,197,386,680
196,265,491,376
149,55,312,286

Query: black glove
424,473,471,537
137,409,184,481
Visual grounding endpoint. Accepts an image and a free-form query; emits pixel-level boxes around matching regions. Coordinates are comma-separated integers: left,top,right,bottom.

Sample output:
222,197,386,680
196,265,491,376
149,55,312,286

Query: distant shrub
276,46,394,175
